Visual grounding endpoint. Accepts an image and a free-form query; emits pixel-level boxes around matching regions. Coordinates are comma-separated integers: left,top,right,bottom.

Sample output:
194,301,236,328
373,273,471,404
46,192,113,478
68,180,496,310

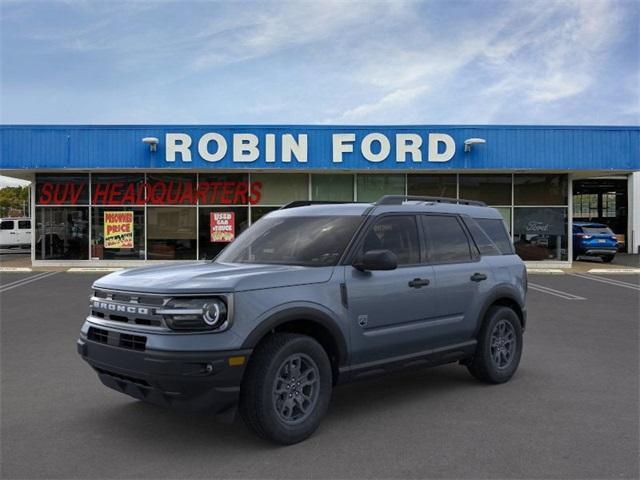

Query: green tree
0,186,29,217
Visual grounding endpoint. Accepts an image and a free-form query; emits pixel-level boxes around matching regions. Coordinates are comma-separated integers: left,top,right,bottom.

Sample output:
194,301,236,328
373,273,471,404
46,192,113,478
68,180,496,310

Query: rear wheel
467,306,523,384
239,333,332,445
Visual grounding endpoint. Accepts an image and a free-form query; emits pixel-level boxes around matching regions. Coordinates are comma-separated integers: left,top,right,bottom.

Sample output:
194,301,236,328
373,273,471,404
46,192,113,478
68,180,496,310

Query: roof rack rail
280,200,356,209
375,195,486,207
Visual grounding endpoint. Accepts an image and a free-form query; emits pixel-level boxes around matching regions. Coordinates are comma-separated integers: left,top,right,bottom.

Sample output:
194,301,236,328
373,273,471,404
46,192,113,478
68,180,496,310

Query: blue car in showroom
572,222,619,262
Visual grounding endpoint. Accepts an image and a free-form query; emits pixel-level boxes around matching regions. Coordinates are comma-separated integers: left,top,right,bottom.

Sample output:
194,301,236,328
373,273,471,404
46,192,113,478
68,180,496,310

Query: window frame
420,213,479,265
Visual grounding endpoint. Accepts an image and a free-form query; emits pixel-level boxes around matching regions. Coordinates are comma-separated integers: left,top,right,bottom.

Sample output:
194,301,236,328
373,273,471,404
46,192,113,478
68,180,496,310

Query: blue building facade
1,125,638,265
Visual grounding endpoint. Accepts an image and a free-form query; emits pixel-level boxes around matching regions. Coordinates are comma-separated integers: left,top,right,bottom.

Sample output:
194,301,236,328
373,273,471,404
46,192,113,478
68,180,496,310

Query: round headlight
203,300,227,326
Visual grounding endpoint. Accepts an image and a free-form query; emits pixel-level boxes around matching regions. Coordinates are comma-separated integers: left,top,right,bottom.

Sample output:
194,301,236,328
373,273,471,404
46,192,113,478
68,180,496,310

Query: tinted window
464,218,501,256
514,174,568,205
582,226,614,235
476,218,514,254
423,215,472,263
1,220,14,230
18,220,31,229
360,216,420,265
218,216,363,267
459,174,511,205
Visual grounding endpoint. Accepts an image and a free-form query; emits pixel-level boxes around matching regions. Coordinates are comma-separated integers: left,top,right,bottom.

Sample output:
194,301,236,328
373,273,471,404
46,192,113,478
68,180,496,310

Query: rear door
420,214,490,345
17,220,31,246
345,214,438,364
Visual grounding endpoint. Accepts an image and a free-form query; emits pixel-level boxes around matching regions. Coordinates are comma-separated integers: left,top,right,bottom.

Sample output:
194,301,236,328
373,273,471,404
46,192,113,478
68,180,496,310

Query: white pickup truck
0,217,31,249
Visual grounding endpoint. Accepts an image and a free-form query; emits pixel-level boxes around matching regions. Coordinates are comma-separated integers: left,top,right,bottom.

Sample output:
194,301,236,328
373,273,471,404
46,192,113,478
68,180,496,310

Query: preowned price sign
210,212,235,243
104,211,134,248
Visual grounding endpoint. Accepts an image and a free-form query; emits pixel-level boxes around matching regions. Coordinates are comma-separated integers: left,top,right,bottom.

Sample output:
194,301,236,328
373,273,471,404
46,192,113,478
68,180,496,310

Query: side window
1,220,15,230
18,220,31,229
361,216,420,265
423,215,472,263
476,218,514,254
463,218,501,256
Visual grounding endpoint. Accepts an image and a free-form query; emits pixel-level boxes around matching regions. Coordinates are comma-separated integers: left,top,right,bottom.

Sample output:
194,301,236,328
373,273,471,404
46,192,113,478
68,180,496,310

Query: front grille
87,326,109,344
119,333,146,351
87,326,147,351
90,289,168,329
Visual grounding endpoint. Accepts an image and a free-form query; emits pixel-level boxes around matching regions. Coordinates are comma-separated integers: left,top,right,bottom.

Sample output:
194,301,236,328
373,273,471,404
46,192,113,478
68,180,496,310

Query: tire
601,255,614,263
239,333,332,445
467,306,523,384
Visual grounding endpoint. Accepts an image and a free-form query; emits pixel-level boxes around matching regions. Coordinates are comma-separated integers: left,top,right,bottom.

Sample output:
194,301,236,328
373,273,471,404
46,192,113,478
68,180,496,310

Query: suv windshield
216,215,363,267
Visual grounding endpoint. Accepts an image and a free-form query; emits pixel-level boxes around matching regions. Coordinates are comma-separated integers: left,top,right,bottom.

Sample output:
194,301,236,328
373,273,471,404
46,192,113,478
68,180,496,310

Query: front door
345,215,438,365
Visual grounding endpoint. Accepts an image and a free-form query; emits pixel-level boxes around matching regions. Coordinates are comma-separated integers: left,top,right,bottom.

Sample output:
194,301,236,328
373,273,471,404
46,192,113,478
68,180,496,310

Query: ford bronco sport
78,195,527,444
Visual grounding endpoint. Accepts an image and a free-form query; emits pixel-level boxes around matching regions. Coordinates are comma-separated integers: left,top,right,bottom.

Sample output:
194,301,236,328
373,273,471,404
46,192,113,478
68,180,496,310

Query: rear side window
361,215,420,265
18,220,31,229
1,220,14,230
423,215,472,263
476,218,514,254
464,218,501,256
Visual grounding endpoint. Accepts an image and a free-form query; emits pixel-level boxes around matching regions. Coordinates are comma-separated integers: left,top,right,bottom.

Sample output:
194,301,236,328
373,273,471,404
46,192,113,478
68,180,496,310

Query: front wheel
467,306,523,384
601,255,615,263
239,333,332,445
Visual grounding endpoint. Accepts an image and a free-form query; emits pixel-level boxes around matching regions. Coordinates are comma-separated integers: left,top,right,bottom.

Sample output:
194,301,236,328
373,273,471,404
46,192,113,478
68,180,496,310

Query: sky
0,0,639,126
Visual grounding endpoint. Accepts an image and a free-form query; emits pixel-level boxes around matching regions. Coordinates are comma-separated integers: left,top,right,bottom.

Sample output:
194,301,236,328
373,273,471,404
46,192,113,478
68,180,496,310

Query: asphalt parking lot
1,271,638,479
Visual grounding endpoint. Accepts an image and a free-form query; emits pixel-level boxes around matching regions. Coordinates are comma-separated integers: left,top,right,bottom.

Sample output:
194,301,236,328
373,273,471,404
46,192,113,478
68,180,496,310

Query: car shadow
85,364,485,450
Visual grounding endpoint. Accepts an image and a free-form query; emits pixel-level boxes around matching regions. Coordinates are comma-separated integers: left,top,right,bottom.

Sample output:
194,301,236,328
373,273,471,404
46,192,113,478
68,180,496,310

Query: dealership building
1,125,638,267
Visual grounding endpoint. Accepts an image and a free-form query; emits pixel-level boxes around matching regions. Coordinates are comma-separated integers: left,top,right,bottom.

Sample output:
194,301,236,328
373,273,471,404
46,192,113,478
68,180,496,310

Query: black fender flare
241,306,349,366
475,285,526,335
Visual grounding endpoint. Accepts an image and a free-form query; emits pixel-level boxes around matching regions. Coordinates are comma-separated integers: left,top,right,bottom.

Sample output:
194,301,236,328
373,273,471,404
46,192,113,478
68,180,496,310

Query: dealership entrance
573,177,628,249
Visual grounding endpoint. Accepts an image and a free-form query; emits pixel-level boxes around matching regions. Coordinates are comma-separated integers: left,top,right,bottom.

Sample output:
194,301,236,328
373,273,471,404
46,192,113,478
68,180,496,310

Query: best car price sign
104,211,134,248
210,212,235,243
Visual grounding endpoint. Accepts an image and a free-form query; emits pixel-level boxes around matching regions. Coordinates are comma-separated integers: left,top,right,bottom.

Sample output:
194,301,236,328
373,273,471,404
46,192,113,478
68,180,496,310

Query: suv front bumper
77,333,252,413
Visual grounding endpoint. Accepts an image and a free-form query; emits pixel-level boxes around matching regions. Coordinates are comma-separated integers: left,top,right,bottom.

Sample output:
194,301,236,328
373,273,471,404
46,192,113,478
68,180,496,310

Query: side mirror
352,249,398,271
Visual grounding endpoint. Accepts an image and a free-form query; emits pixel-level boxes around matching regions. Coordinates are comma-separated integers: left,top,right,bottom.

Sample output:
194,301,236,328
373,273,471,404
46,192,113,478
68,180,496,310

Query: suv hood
92,261,334,294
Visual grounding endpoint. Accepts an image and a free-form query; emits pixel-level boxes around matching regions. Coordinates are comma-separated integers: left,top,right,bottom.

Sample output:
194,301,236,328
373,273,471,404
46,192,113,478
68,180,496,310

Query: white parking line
570,273,640,291
0,272,58,293
528,282,586,300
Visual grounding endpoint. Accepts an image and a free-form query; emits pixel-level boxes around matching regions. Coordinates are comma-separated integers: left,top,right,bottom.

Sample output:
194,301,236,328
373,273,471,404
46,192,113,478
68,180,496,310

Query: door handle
408,278,430,288
470,272,488,282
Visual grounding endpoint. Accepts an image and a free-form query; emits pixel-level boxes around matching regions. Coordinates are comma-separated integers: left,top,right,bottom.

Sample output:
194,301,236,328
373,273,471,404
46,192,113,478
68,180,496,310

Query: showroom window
91,208,145,260
147,207,197,260
515,174,568,205
35,207,89,260
147,173,198,205
311,174,354,201
407,174,457,198
356,174,405,202
91,173,146,205
36,174,89,205
252,173,308,206
199,207,249,260
459,174,511,205
513,207,568,261
198,173,255,205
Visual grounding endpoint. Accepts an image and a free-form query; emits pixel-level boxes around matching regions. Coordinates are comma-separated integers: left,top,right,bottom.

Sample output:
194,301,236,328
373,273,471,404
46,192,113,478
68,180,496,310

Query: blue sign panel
1,125,638,171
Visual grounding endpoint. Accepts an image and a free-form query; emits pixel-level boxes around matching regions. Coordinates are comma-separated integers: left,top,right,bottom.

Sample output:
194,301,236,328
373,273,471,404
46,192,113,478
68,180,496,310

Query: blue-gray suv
78,195,527,444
